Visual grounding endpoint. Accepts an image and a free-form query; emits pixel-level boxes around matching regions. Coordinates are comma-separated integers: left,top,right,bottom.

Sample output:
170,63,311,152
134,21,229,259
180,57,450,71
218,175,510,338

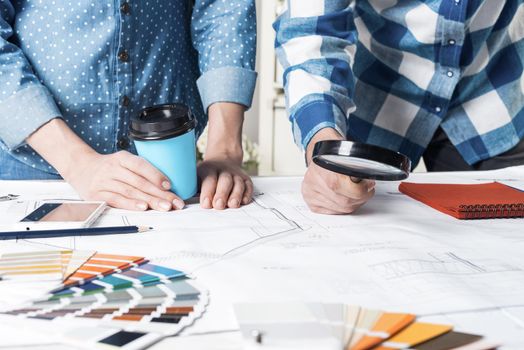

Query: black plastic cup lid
130,103,196,141
312,140,411,181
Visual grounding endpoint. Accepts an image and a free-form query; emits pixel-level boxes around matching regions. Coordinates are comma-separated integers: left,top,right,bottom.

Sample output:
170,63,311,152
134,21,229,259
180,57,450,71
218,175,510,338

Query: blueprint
1,166,524,348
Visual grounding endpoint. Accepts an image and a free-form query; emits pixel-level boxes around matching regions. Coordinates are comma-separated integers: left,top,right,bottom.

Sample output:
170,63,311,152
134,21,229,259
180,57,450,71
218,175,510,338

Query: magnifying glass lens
319,155,405,176
312,141,411,181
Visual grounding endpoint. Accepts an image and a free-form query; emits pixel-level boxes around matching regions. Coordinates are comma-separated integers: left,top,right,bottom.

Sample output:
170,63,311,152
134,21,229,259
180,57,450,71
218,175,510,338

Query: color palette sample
0,251,207,349
234,303,491,350
0,250,95,281
61,253,147,287
51,263,185,299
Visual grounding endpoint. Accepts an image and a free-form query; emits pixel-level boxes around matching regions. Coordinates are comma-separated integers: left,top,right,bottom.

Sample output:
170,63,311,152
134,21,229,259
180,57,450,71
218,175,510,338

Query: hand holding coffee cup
130,104,198,203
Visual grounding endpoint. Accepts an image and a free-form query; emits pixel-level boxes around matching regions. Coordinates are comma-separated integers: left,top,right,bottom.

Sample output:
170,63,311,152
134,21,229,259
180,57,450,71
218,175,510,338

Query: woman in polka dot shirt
0,0,257,211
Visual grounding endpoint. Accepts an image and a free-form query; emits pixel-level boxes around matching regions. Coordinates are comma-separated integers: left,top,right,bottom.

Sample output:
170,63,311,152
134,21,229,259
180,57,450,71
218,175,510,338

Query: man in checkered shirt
275,0,524,215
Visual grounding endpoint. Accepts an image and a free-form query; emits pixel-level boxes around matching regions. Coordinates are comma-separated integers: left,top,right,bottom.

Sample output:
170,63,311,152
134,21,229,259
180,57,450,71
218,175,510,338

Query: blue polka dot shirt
0,0,257,174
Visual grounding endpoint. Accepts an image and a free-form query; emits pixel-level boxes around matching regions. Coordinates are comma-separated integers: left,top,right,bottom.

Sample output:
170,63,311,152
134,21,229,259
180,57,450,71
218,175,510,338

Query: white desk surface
0,166,523,349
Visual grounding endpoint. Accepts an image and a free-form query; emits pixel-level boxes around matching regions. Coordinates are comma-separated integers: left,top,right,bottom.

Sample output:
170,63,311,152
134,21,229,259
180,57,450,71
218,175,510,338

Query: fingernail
215,198,224,209
243,196,250,204
350,176,363,184
162,181,171,190
137,202,147,211
160,201,172,211
173,199,185,210
368,182,376,192
202,197,211,208
230,199,240,208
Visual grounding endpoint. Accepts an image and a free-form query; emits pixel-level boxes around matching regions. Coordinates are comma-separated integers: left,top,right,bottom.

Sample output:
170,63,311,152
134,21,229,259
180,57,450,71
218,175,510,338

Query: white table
1,166,524,349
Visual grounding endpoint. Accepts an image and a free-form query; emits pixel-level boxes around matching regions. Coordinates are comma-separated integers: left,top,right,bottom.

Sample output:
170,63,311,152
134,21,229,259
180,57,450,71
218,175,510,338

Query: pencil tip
138,226,154,233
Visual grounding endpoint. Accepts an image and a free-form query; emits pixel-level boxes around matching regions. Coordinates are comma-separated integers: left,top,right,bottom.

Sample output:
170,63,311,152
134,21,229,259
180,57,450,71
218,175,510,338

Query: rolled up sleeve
192,0,258,111
0,2,62,150
274,0,357,150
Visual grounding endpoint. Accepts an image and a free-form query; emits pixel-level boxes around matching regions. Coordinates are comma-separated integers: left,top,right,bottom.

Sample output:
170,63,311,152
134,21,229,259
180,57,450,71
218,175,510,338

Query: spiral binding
458,203,524,219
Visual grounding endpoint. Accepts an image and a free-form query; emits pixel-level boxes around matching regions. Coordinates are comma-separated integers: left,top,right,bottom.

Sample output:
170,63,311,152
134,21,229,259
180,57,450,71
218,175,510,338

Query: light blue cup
130,104,197,200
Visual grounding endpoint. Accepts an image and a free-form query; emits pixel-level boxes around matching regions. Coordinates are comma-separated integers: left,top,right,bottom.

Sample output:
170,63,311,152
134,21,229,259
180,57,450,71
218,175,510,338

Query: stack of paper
234,303,498,350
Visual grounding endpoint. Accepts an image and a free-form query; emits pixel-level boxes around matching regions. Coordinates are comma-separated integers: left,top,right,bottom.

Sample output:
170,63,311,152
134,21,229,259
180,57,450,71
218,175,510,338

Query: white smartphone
14,201,107,231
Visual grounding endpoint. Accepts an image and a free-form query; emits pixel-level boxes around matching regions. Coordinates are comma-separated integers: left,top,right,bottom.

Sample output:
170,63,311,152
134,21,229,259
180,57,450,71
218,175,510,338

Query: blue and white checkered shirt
275,0,524,166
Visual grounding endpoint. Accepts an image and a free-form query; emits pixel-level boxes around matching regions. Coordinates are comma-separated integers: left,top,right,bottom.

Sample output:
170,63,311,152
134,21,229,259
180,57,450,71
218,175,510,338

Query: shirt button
118,50,129,62
121,95,130,107
121,2,131,15
435,106,442,113
448,39,456,45
447,71,454,77
117,137,130,150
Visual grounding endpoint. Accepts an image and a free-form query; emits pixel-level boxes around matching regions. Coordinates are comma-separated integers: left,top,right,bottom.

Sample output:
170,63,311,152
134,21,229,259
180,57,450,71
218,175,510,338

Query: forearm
26,118,97,180
205,102,245,163
275,1,356,151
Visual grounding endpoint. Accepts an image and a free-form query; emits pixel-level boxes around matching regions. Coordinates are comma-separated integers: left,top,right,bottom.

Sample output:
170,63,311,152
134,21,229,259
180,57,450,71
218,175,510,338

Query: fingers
116,152,186,210
97,191,148,211
118,152,171,191
314,164,374,199
227,176,246,208
302,181,357,214
198,162,253,210
302,164,376,215
108,180,178,211
243,179,254,205
115,167,184,210
199,169,218,209
315,167,374,201
213,172,234,210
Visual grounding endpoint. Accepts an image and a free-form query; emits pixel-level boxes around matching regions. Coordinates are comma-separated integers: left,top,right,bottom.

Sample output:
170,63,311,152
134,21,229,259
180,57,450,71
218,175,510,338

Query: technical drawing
370,252,522,280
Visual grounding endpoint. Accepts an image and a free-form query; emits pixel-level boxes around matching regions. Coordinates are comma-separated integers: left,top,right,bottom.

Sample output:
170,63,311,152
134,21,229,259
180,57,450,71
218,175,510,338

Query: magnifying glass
312,141,411,181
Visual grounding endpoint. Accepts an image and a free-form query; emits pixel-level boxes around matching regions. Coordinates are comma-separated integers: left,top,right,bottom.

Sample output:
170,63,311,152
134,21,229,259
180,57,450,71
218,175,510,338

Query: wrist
27,118,98,180
306,128,345,165
205,102,245,164
204,143,244,165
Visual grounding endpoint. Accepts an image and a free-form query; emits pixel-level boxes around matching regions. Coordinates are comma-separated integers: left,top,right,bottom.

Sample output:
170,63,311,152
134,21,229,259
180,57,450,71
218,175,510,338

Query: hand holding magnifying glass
301,135,411,215
312,141,411,181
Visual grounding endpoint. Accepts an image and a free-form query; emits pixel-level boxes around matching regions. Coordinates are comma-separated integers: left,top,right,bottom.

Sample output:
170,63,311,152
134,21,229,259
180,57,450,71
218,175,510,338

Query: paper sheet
1,166,524,348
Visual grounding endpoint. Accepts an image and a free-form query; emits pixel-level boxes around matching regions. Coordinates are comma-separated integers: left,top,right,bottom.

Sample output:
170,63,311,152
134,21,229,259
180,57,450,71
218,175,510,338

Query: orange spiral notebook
399,182,524,219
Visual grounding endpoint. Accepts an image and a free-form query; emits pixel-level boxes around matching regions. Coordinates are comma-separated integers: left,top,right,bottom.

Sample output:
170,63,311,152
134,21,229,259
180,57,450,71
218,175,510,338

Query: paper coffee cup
130,103,197,200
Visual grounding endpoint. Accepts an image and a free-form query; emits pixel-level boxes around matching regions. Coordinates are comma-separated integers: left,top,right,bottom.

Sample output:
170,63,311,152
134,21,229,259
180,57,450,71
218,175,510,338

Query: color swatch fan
0,252,208,350
234,303,497,350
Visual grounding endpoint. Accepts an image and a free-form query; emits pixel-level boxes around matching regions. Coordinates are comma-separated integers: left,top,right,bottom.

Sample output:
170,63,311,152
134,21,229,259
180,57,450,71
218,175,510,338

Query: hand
302,128,375,215
198,102,253,210
66,151,185,211
198,157,253,210
26,118,184,211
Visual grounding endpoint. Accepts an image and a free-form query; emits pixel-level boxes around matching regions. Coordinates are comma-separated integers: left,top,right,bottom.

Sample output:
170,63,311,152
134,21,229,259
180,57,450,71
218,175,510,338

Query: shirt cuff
0,85,62,150
197,66,258,111
294,101,348,150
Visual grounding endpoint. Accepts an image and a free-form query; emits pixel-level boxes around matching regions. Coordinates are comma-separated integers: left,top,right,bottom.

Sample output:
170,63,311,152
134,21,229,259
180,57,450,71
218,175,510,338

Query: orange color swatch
62,253,146,286
373,322,452,349
351,313,416,350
